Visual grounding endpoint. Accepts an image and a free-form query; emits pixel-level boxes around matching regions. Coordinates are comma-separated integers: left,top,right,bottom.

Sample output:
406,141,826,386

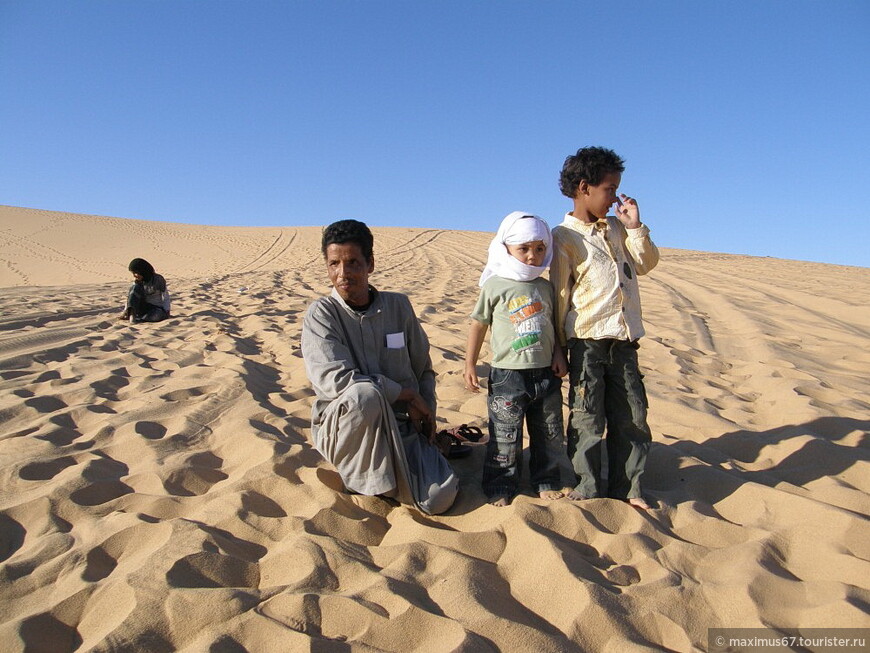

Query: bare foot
627,497,651,510
489,495,511,507
118,311,130,321
539,490,563,500
562,488,587,501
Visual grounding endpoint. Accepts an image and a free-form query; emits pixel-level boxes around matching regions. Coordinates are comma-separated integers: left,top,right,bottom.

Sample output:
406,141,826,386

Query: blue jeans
482,367,564,499
566,338,651,500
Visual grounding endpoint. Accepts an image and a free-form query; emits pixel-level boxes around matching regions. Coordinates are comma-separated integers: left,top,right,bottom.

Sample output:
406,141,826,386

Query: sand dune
1,205,868,651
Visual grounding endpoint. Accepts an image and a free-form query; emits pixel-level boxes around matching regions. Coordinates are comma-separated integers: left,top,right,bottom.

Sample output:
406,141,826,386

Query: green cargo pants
566,338,651,500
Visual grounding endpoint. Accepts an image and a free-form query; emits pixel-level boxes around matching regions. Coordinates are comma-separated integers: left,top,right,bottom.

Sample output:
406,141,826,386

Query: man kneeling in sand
301,220,458,515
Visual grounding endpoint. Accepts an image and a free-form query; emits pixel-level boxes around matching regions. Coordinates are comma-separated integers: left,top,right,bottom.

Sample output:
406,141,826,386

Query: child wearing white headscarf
478,211,554,286
464,212,569,506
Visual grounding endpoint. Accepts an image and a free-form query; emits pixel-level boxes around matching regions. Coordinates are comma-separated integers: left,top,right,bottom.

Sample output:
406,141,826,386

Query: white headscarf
479,211,553,287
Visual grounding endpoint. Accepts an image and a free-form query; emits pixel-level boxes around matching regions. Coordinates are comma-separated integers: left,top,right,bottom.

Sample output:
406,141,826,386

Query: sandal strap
449,424,485,443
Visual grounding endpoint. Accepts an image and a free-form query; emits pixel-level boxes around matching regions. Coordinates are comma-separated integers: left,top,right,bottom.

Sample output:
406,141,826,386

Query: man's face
325,242,374,306
582,171,621,220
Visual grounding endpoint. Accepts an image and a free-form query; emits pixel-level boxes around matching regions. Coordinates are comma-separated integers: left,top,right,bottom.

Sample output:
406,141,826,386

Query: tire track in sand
235,230,299,274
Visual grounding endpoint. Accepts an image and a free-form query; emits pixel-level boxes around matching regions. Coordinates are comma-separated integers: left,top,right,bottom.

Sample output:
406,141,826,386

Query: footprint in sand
18,456,77,481
68,456,134,506
24,395,68,412
160,385,220,402
240,490,287,518
19,612,83,652
89,367,131,400
81,521,173,582
69,481,134,506
0,514,26,563
166,549,260,589
82,545,118,582
162,451,228,496
134,421,167,440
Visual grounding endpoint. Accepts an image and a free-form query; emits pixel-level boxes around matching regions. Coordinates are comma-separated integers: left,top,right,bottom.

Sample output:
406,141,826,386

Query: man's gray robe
301,287,457,514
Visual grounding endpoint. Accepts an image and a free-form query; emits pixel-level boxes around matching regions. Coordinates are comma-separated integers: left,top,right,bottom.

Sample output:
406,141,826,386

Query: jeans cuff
574,484,600,498
484,486,516,499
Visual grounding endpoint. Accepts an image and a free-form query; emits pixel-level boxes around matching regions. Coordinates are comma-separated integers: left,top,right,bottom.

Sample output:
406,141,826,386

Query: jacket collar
564,212,610,233
329,286,380,315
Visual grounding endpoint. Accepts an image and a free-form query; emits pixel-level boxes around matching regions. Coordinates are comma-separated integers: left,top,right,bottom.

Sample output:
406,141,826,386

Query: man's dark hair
321,219,374,260
559,146,626,199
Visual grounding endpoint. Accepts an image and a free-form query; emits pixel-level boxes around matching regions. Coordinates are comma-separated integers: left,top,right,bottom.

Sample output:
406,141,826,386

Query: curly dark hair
321,219,374,260
559,146,626,199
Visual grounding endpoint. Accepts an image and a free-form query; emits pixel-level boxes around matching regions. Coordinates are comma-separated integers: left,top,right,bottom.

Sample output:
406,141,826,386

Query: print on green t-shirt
508,293,544,352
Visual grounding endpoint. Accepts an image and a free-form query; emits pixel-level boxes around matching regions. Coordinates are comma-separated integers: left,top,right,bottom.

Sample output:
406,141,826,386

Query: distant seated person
118,258,171,323
301,219,458,515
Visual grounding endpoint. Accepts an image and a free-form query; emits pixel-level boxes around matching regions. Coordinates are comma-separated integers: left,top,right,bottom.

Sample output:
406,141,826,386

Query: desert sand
1,205,868,652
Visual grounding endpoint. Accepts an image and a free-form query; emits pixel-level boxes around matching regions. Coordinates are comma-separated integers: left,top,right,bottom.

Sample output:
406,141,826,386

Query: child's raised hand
615,194,641,229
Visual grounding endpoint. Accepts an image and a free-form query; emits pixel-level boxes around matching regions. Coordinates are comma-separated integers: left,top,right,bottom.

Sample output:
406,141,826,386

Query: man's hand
615,193,641,229
408,394,436,443
399,388,436,443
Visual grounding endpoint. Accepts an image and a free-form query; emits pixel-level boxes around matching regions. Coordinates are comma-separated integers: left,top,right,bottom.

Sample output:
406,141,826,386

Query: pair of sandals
434,424,488,459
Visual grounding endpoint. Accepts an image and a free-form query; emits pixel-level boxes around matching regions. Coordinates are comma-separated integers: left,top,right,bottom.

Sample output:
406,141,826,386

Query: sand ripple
1,207,868,650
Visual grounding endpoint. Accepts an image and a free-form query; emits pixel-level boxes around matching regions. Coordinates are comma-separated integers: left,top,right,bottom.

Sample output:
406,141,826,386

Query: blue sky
1,1,868,267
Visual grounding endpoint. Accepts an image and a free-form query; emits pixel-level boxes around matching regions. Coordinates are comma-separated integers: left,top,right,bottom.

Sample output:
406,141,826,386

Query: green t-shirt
471,276,556,370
